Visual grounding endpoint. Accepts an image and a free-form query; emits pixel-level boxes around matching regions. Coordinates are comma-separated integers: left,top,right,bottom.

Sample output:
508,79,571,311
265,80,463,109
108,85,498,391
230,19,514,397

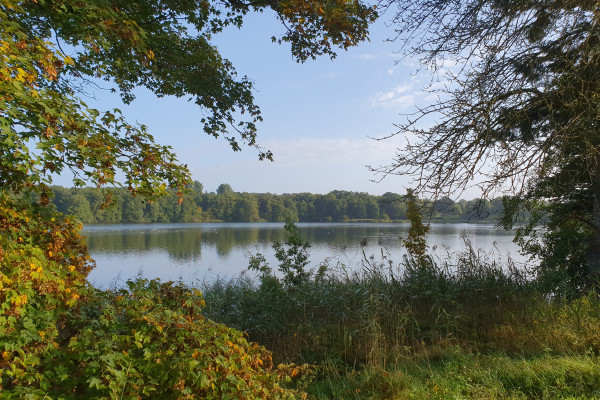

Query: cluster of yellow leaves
276,0,375,55
0,195,97,391
0,26,71,90
0,196,94,318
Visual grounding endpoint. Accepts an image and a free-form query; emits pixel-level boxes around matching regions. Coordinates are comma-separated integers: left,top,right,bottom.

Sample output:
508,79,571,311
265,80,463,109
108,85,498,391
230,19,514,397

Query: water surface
84,222,523,288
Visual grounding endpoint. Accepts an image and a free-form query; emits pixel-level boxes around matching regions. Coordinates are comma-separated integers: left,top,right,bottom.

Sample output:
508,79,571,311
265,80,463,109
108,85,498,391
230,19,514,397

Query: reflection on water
84,223,522,288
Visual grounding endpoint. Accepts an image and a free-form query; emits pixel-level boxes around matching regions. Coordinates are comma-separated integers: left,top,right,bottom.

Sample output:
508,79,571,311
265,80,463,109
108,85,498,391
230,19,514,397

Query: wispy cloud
184,137,411,195
356,53,376,60
262,137,401,168
369,85,415,109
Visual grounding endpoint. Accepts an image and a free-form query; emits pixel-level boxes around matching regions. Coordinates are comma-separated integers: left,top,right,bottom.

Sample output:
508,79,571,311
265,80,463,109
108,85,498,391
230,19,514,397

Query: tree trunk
589,230,600,285
589,173,600,286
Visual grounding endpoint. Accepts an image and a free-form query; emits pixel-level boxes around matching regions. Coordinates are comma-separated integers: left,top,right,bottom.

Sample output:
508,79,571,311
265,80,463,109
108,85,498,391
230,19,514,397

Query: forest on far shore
51,182,504,224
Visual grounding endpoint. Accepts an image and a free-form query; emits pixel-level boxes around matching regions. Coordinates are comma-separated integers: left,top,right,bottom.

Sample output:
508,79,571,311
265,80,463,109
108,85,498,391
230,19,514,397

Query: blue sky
63,9,459,196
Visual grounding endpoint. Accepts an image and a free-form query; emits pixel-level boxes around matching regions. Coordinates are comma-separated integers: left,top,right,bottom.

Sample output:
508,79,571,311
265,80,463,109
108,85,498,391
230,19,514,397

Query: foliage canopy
1,0,376,198
378,0,600,287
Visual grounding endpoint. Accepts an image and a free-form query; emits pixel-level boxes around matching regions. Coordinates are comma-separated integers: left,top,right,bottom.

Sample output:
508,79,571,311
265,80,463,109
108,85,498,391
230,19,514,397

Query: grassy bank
201,246,600,398
308,353,600,399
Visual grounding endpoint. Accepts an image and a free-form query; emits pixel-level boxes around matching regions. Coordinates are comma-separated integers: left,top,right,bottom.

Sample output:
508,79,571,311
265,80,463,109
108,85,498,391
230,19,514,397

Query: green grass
200,246,600,399
307,353,600,399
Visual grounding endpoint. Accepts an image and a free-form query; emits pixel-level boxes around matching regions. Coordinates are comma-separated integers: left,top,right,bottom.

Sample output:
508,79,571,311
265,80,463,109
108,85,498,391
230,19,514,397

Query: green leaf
88,377,104,389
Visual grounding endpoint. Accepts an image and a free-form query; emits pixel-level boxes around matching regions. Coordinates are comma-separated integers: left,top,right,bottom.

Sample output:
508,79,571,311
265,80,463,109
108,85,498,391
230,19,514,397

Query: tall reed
200,243,560,367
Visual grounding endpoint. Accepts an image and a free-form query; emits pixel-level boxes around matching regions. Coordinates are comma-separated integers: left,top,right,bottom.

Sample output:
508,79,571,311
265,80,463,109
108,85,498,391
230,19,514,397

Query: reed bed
200,243,600,398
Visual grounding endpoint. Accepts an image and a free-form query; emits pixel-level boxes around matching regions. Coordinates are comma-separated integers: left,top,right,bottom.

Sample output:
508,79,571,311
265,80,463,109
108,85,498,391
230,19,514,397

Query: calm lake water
83,223,525,288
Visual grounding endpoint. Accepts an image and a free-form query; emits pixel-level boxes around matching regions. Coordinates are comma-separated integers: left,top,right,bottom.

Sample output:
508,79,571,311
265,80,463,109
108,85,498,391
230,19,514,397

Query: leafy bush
502,196,592,298
0,196,300,398
249,220,319,287
273,221,313,287
0,195,93,392
62,279,298,399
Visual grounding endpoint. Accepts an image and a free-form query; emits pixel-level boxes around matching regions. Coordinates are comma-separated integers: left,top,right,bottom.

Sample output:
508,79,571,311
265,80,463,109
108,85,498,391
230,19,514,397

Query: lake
83,222,525,288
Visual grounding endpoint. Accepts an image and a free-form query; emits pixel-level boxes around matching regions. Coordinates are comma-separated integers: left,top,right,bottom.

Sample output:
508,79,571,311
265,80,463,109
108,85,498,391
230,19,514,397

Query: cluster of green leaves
0,193,88,393
401,188,430,260
0,194,93,391
249,220,318,287
65,279,298,399
1,0,192,201
273,221,313,286
502,196,593,297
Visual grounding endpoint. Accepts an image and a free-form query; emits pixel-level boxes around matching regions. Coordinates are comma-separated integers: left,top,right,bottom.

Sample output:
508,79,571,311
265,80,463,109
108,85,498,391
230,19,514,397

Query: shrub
0,196,300,399
0,195,93,393
63,279,298,399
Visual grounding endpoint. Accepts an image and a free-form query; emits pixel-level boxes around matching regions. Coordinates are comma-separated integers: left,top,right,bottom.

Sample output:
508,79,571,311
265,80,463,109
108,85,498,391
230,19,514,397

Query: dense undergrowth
0,195,299,398
201,222,600,399
202,250,600,362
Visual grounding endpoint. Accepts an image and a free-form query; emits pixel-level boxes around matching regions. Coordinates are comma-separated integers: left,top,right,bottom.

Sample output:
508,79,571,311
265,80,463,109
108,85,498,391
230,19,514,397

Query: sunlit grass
307,353,600,399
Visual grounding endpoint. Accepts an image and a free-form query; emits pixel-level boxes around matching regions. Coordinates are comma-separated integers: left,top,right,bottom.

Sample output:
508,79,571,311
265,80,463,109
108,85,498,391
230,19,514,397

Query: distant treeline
51,182,504,224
